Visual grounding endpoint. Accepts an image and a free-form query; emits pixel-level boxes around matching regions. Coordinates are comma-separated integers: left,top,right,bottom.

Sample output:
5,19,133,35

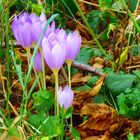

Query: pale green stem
66,60,73,129
40,48,46,90
66,61,72,89
53,69,59,116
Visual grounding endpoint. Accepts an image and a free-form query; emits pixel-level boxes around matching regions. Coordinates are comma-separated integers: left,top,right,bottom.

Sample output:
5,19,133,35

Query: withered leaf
79,103,116,131
89,75,106,96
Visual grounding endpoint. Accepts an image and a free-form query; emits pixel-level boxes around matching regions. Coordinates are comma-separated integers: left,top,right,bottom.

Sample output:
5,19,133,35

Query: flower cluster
12,12,81,109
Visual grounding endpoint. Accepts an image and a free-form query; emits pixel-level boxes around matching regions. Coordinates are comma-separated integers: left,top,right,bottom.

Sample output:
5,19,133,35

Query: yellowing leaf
113,47,129,70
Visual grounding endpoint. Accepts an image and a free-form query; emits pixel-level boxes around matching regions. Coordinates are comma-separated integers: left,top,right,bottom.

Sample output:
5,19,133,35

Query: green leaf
132,70,140,79
43,116,60,137
32,90,54,112
72,127,81,140
117,93,127,115
87,10,102,34
28,112,46,129
112,0,125,10
76,47,94,64
105,73,137,95
117,88,140,119
87,76,98,87
75,85,91,91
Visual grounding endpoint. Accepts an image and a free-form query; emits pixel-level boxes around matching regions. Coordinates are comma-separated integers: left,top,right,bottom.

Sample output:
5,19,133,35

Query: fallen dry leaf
73,91,92,113
72,73,91,86
79,103,116,131
75,103,140,139
89,75,106,96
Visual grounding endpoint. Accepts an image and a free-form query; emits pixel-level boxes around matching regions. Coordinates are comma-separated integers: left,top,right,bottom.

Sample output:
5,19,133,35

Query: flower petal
42,39,55,69
52,43,66,69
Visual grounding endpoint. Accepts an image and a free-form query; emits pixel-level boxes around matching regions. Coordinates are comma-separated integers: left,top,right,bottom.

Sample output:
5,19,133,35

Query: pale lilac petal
52,43,66,69
57,29,67,43
42,43,55,69
29,13,40,22
48,33,59,46
19,22,32,47
31,22,42,43
42,37,52,49
19,12,29,23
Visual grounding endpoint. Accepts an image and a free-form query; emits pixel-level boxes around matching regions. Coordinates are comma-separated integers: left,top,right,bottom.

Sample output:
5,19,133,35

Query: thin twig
72,61,105,76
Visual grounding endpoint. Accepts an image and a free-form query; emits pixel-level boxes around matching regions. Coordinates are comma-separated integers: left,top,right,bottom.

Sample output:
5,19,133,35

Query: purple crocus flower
33,51,43,72
42,32,66,70
65,31,81,61
12,12,33,48
58,86,74,109
30,13,47,44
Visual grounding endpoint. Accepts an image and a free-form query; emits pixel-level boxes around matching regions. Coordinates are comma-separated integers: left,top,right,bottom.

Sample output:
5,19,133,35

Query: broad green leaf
32,90,54,112
76,48,94,64
117,93,127,115
105,73,137,95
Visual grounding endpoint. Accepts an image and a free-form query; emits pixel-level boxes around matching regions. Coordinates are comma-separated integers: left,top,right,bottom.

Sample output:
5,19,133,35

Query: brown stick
72,61,105,76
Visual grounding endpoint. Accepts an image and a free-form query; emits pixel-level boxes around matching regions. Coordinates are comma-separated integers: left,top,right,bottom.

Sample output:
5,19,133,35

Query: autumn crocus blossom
58,86,74,109
12,12,33,47
42,32,66,70
65,31,81,61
